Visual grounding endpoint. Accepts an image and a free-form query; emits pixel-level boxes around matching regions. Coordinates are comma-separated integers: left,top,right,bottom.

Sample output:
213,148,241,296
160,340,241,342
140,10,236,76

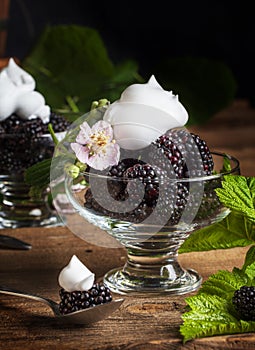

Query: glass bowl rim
73,151,240,184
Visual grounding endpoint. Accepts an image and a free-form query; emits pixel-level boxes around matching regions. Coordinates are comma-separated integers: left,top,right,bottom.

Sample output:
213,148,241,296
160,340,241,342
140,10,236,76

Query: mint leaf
215,176,255,222
179,212,255,253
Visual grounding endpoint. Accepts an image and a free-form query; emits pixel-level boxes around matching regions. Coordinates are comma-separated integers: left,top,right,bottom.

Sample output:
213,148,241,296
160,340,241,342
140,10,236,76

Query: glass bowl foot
0,213,61,229
104,266,202,296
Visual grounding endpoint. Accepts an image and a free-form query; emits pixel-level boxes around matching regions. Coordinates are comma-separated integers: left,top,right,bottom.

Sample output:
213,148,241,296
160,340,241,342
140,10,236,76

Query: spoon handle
0,285,57,309
0,235,31,250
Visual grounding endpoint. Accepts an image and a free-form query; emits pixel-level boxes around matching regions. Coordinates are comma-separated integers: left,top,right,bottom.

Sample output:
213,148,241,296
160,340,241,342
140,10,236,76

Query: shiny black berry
124,163,164,206
232,286,255,321
189,133,214,176
44,113,71,133
0,112,70,173
150,129,214,178
59,283,112,315
150,132,185,178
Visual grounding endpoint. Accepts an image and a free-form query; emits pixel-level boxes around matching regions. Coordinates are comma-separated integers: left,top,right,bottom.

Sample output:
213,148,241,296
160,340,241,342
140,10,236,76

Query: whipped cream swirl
103,75,188,150
58,255,95,292
0,58,50,123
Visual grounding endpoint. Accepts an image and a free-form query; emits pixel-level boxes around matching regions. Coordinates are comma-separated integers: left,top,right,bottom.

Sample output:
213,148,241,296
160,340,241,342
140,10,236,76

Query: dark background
5,0,255,101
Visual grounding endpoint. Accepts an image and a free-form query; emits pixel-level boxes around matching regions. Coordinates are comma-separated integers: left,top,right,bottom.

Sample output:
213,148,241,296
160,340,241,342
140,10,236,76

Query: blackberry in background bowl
0,113,71,228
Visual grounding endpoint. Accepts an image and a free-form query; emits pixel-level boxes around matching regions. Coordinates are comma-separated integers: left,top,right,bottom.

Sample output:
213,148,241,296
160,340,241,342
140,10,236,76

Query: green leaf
199,270,250,299
221,154,232,173
22,25,140,115
24,153,75,190
179,212,255,253
181,318,255,343
183,294,236,321
180,258,255,342
242,246,255,272
24,158,52,189
215,176,255,222
244,262,255,282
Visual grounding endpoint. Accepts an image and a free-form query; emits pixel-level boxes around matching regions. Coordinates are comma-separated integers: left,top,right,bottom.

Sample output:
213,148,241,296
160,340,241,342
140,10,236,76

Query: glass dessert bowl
0,58,70,228
63,151,240,295
51,76,240,295
0,133,58,228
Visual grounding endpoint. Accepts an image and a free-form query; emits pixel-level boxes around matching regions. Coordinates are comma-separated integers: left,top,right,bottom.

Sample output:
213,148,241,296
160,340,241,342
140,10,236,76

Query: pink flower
71,120,120,171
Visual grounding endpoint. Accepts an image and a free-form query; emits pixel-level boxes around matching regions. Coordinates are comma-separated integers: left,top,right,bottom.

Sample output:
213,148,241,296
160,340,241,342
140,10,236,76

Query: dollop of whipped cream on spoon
0,58,50,123
58,255,95,292
103,75,189,150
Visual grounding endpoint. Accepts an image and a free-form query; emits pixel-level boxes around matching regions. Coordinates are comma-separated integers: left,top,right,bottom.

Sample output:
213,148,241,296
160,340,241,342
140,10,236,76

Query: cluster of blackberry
0,113,70,173
59,283,112,315
232,286,255,321
84,130,215,226
150,129,214,178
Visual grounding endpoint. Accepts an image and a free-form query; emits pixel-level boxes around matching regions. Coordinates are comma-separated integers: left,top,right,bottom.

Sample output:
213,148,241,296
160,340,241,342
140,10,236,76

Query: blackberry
85,161,190,225
232,286,255,321
150,129,214,178
108,157,144,178
167,182,189,225
0,112,70,173
124,163,164,206
0,125,5,134
107,157,144,201
1,114,45,137
58,283,112,315
1,114,22,133
84,129,214,226
150,132,185,178
43,113,71,133
190,133,214,176
84,187,152,224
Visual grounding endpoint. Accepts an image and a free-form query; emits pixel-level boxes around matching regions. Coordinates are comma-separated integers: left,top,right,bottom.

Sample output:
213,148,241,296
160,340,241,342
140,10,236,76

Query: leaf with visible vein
215,175,255,222
180,254,255,342
242,246,255,272
200,270,250,298
179,212,255,253
181,318,255,343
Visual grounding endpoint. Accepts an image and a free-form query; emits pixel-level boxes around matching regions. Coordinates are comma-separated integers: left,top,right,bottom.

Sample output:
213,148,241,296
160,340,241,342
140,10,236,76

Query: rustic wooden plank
0,100,254,348
0,226,252,350
189,99,255,177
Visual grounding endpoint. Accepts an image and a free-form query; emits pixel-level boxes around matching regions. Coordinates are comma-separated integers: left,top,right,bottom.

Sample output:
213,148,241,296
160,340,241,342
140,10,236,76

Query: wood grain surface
0,226,253,350
0,100,255,349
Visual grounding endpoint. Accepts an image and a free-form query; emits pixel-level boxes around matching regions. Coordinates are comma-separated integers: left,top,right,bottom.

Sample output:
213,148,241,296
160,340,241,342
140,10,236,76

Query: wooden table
0,100,255,349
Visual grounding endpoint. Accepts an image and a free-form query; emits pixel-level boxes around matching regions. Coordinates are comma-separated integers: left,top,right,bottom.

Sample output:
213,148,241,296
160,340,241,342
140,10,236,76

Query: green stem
66,95,80,112
48,123,59,146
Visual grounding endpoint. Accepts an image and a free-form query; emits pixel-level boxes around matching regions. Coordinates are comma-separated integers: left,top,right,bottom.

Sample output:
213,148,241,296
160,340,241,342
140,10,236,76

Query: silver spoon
0,285,124,324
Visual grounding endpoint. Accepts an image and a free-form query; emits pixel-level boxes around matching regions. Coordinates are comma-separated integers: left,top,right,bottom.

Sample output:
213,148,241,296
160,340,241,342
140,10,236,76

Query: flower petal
87,143,120,170
71,143,89,164
76,122,92,144
92,120,113,140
